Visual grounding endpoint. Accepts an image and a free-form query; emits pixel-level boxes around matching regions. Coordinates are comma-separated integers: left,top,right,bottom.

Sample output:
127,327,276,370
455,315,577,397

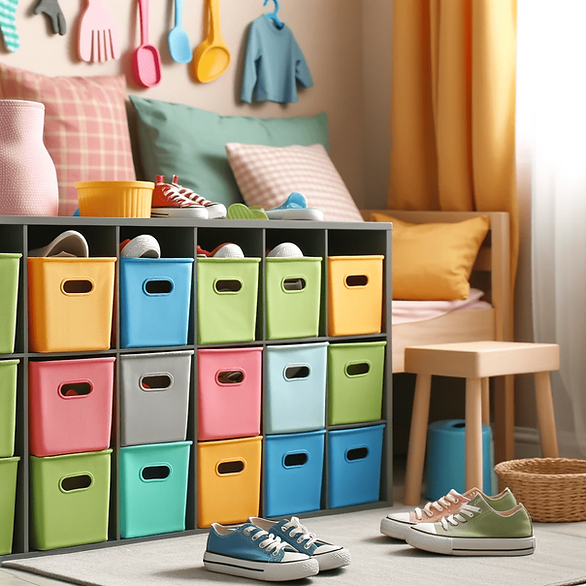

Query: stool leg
481,378,490,426
465,377,484,491
404,373,432,506
534,371,559,457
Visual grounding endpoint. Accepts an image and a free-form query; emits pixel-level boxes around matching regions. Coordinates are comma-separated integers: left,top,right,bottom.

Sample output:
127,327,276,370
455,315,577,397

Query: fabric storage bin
197,257,260,344
327,424,385,508
327,255,384,336
119,350,193,447
0,253,21,354
119,257,194,348
265,256,322,339
0,456,19,555
28,357,115,457
29,449,112,550
27,257,116,353
264,430,325,518
264,342,328,434
0,359,19,458
119,441,192,538
197,436,262,528
328,341,386,425
197,347,262,441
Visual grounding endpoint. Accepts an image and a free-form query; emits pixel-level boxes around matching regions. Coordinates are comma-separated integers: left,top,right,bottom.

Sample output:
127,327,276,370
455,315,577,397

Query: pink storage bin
29,357,115,457
197,347,262,441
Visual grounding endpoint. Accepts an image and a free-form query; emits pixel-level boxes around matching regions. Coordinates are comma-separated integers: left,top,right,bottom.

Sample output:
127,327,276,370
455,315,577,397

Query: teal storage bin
119,257,194,348
0,253,20,354
0,359,19,458
327,424,385,508
264,342,328,434
120,441,192,538
0,456,19,555
29,449,112,550
265,257,322,339
197,257,260,344
264,430,325,518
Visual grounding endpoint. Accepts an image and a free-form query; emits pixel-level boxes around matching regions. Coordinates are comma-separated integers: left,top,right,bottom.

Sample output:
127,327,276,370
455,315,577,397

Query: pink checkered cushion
0,63,136,216
225,142,364,222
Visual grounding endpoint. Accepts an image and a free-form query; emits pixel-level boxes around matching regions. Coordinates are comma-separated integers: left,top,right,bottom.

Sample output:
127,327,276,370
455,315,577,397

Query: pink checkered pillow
225,142,364,222
0,63,136,216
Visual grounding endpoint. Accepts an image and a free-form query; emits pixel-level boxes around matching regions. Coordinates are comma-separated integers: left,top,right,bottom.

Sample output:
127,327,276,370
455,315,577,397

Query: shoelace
158,175,213,208
439,503,482,530
243,526,288,555
414,489,462,520
280,517,318,549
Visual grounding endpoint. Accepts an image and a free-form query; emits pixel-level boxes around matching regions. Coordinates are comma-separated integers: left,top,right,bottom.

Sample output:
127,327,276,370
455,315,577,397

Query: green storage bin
0,359,19,458
265,257,322,339
197,257,260,344
30,449,112,550
328,341,387,425
0,253,21,354
0,456,19,555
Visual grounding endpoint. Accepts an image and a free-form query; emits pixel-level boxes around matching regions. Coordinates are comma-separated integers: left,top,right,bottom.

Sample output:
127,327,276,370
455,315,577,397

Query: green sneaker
405,493,535,556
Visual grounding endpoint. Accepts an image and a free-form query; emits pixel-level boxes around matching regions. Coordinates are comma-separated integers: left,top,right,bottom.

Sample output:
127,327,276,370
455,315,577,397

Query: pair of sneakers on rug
381,487,535,556
204,515,351,582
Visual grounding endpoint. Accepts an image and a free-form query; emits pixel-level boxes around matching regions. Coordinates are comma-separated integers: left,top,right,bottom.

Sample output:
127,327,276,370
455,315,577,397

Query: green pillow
130,96,329,207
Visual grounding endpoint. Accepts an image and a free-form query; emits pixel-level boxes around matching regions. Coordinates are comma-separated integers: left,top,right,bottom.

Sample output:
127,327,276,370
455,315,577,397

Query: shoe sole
203,551,319,581
151,207,209,219
406,529,536,556
266,209,324,221
380,517,411,540
314,547,352,571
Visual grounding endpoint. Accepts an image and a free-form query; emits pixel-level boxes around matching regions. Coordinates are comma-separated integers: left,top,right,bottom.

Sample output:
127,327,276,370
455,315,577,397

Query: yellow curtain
388,0,519,318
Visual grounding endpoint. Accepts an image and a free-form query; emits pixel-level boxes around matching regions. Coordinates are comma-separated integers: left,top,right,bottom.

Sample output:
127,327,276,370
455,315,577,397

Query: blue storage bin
264,342,328,434
119,441,192,538
264,430,325,518
327,424,385,508
119,257,194,348
425,419,495,500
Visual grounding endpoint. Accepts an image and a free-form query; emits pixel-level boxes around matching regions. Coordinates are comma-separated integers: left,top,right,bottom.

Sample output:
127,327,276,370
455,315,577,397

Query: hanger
264,0,284,29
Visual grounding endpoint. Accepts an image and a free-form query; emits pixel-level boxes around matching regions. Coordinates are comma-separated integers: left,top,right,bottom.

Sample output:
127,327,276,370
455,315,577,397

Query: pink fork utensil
78,0,121,63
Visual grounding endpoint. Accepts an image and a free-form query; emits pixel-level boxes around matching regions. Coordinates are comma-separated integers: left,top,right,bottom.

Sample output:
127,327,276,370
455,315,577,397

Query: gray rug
3,507,586,586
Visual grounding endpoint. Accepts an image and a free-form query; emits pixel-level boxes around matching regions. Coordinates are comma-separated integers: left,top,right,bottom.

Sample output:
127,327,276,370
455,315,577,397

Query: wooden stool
403,341,559,506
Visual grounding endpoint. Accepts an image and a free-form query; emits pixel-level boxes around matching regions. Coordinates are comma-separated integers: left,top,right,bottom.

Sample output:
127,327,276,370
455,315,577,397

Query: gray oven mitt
34,0,66,35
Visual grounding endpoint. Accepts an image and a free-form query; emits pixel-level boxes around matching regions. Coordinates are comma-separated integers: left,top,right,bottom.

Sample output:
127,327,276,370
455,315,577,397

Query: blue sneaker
203,522,319,581
266,192,324,221
249,516,351,571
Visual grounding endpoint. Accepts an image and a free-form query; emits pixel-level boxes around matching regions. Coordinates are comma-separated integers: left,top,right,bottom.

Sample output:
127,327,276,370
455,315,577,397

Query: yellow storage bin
28,257,116,353
197,436,262,528
327,255,384,336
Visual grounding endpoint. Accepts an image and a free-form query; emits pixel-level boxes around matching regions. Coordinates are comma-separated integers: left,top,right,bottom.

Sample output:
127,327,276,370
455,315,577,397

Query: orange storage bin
197,436,262,528
327,255,384,336
28,257,116,352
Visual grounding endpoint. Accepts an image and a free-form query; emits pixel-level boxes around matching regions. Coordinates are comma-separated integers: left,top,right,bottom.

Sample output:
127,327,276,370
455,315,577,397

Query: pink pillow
225,142,364,222
0,63,136,216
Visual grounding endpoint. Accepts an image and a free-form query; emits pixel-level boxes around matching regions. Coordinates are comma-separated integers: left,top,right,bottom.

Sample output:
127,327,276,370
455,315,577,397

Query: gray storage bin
119,350,193,447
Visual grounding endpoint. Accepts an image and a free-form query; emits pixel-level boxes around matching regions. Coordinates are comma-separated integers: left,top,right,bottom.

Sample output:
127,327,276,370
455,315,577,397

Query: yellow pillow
371,213,490,301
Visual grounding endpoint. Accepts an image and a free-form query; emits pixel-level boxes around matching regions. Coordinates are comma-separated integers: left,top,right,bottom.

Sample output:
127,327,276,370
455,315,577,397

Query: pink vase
0,100,59,216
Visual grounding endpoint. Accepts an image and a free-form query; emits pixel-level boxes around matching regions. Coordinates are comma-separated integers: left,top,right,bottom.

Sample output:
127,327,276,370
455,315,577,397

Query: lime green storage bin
0,359,19,458
265,257,322,339
0,456,19,555
197,258,260,344
328,341,387,425
30,449,112,550
0,253,21,354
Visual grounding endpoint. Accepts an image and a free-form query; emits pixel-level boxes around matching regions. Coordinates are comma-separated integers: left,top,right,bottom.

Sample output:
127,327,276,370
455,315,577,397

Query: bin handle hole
345,362,371,376
141,465,171,481
144,279,174,295
214,279,243,294
284,365,310,380
62,278,93,295
140,373,173,391
345,274,368,287
283,452,308,468
217,370,244,385
60,473,93,492
283,277,306,292
59,381,92,397
346,446,369,462
217,460,245,475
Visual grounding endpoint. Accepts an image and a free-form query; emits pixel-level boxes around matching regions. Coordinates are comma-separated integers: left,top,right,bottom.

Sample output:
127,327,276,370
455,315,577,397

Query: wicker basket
494,458,586,522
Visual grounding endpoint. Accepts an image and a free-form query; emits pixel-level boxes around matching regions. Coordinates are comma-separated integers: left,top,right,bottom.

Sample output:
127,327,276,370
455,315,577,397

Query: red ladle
132,0,162,88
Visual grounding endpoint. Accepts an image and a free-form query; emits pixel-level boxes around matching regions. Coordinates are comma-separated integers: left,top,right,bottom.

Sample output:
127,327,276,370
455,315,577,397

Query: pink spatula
132,0,162,87
78,0,120,62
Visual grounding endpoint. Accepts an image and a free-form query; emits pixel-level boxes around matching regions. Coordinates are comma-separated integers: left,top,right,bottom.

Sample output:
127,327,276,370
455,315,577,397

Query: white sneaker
28,230,89,258
210,242,245,258
120,235,161,258
267,242,304,258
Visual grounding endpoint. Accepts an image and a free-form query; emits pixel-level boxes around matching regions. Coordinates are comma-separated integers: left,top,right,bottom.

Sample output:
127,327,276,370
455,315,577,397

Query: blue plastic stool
425,419,495,500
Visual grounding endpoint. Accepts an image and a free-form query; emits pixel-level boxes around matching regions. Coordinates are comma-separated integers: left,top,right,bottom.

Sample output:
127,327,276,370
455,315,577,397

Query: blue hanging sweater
241,15,313,104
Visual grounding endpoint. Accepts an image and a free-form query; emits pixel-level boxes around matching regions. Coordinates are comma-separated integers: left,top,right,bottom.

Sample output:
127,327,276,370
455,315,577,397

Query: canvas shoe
28,230,89,258
265,192,324,221
249,516,351,571
119,235,161,258
203,522,319,581
267,242,304,258
210,242,245,258
380,487,517,540
405,492,535,556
